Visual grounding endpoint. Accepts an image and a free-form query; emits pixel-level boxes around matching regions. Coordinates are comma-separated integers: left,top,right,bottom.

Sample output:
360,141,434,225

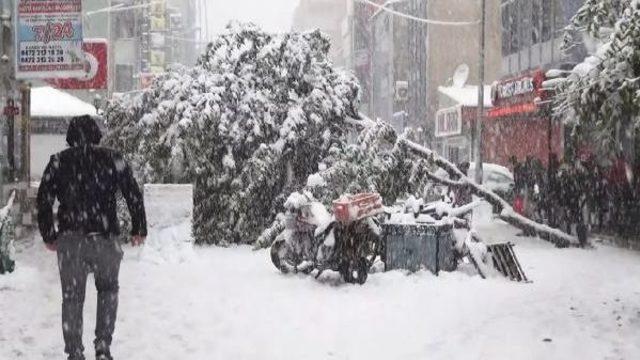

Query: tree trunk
398,139,579,248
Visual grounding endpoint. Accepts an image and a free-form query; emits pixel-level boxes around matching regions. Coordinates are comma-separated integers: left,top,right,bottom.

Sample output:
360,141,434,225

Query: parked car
434,162,515,202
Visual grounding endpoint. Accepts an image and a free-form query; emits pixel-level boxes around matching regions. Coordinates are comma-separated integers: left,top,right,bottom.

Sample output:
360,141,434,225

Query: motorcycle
270,192,382,284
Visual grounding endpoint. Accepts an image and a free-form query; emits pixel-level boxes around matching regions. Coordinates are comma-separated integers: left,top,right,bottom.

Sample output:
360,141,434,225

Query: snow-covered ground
1,218,639,360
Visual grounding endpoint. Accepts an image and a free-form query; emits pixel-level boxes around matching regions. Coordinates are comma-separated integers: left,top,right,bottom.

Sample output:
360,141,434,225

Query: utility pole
19,82,30,182
1,0,15,198
6,97,15,181
407,0,428,145
474,0,486,184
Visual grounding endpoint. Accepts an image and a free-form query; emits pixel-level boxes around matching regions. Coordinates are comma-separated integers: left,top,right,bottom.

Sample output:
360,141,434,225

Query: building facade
485,0,586,168
370,0,501,149
35,0,201,106
434,84,492,164
371,0,410,131
109,0,199,95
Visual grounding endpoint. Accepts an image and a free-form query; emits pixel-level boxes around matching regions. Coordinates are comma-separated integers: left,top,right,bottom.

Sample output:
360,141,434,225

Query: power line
165,35,210,44
85,1,164,17
355,0,480,26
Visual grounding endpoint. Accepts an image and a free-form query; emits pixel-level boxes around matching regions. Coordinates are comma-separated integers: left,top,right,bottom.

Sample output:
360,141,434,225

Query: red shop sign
489,70,547,118
45,39,108,90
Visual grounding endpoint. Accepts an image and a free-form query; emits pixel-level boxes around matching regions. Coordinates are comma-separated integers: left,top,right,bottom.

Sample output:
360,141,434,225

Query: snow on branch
397,139,579,248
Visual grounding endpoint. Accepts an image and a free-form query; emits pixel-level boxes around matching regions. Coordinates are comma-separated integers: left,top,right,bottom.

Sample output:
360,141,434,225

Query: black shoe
96,351,113,360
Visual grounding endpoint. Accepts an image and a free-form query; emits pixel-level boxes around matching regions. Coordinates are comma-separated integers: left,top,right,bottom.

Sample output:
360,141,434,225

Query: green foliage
557,0,640,162
563,0,630,45
104,23,361,245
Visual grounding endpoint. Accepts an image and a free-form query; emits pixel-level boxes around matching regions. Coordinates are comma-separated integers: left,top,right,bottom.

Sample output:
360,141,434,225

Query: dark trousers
56,233,123,359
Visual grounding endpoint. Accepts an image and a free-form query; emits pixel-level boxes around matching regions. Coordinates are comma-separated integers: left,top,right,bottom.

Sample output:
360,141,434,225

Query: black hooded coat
37,116,147,244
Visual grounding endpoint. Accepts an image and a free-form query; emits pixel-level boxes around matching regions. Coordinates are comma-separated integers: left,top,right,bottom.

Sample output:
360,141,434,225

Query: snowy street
2,0,640,359
1,218,639,360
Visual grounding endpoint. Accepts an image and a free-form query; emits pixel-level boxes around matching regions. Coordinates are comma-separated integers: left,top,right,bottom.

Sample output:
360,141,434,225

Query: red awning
487,103,537,118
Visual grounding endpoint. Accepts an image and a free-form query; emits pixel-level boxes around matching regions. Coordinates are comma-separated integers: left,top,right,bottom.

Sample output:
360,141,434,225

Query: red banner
45,39,108,89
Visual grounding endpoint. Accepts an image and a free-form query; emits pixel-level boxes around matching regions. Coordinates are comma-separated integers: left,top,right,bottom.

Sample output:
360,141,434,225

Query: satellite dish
452,64,470,88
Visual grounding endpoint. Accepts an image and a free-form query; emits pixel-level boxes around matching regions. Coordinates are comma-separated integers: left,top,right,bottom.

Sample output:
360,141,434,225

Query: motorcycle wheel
339,257,369,285
271,240,296,274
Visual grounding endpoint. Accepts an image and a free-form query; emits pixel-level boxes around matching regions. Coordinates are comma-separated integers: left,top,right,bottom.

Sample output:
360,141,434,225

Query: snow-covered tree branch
554,0,640,172
105,22,361,245
397,139,579,248
105,22,580,249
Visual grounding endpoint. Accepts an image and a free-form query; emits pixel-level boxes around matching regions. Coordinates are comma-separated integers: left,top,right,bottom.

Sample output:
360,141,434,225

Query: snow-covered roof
31,86,98,118
438,85,493,108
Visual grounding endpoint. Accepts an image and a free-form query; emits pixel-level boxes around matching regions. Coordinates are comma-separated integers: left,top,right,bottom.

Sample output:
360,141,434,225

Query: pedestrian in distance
37,115,147,360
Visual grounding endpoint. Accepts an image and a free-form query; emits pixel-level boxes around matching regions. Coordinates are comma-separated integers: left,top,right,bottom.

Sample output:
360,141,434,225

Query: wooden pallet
487,243,529,282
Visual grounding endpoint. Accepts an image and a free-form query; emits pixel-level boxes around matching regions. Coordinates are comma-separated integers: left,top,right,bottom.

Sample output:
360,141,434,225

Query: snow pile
464,231,497,278
2,218,640,359
139,185,194,264
470,199,494,229
387,212,437,224
144,184,193,230
403,195,424,214
429,199,484,218
306,173,326,187
283,191,333,235
31,86,98,118
284,191,313,210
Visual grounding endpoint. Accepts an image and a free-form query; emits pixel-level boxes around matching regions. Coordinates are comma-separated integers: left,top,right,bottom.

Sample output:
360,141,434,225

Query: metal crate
382,223,457,275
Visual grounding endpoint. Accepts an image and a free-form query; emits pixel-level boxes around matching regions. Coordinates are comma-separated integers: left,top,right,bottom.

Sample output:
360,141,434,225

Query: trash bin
382,222,456,275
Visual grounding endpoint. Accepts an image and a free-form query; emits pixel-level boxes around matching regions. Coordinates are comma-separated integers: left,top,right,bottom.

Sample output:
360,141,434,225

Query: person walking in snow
37,115,147,360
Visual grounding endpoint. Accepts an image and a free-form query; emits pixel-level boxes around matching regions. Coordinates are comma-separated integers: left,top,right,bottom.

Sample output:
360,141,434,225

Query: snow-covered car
434,162,515,200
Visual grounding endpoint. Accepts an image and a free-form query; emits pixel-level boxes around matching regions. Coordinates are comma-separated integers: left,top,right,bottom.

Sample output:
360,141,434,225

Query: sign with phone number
16,0,84,79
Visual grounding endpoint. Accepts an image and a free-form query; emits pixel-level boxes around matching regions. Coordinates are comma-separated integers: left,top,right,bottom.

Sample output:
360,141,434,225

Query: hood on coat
66,115,102,147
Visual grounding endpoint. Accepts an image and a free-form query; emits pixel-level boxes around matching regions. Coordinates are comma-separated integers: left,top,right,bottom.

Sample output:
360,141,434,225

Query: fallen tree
256,116,579,249
349,115,579,248
397,139,579,248
104,23,578,249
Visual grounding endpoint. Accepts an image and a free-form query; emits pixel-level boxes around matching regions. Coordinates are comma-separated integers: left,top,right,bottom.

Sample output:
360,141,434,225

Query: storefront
434,85,492,164
435,105,472,164
484,70,563,168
